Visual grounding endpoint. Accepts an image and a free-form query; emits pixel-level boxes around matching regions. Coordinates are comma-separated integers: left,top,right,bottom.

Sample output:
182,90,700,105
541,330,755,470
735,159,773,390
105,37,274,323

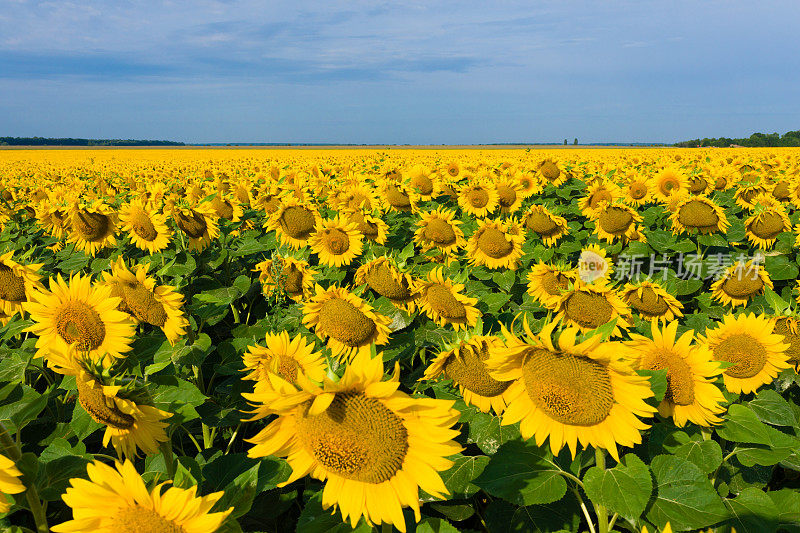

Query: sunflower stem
161,438,176,480
570,485,596,533
594,448,609,533
381,523,393,533
0,422,49,532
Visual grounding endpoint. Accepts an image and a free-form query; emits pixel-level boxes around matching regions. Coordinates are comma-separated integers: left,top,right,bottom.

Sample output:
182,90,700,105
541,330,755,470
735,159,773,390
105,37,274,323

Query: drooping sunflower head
413,206,465,254
624,320,726,427
309,216,364,267
591,201,643,243
699,313,790,394
344,209,389,245
744,199,791,250
210,191,244,222
355,257,418,312
302,285,392,360
254,256,316,302
670,195,730,235
337,182,378,212
0,251,44,323
119,200,171,254
522,204,569,246
774,316,800,369
621,280,684,322
579,180,622,217
405,165,436,199
537,159,565,186
556,281,631,336
458,180,499,218
266,197,320,249
466,218,525,270
710,261,772,307
52,459,232,533
67,199,118,256
416,267,481,331
486,319,655,459
734,183,768,209
494,177,524,214
381,180,417,213
527,262,577,310
424,335,512,414
687,173,710,195
171,201,220,252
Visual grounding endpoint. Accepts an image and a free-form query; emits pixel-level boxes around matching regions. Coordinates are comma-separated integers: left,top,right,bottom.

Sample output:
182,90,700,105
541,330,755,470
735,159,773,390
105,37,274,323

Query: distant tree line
0,137,185,146
674,130,800,148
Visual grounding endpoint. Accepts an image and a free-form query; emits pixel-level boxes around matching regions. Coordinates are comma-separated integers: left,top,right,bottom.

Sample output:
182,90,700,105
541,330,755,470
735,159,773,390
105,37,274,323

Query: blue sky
1,0,799,144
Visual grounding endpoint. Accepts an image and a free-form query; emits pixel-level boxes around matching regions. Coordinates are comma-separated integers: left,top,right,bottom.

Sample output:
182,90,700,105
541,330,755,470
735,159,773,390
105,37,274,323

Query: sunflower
423,335,513,414
52,459,232,533
303,285,392,360
443,161,462,181
118,200,172,253
245,352,461,532
48,349,171,458
745,204,791,250
24,273,135,363
266,198,320,249
100,258,187,346
405,165,436,200
416,267,481,331
624,321,726,426
337,183,379,212
0,251,44,324
522,204,569,246
669,195,730,235
486,320,655,460
344,209,389,245
254,256,316,302
734,183,768,210
577,244,614,284
242,330,326,385
210,192,244,222
699,313,790,394
381,181,417,213
687,173,711,195
494,177,524,214
555,281,631,336
171,202,220,252
651,168,688,202
466,218,525,270
620,281,683,323
774,317,800,370
355,257,418,313
67,200,118,256
591,202,643,243
622,175,652,206
538,159,566,186
579,180,622,216
309,216,364,268
413,207,465,255
36,200,70,240
516,171,542,198
0,454,24,513
710,261,772,307
527,262,577,310
458,181,498,218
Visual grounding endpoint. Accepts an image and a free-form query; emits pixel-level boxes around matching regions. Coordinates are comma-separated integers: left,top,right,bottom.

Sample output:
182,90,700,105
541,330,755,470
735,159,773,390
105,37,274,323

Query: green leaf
723,487,779,533
481,293,512,314
716,404,799,466
473,440,567,506
194,285,242,306
149,376,206,423
492,270,516,292
636,368,667,403
765,255,799,281
482,493,582,533
296,491,373,533
0,383,48,432
439,454,489,499
415,517,460,533
763,286,791,315
644,454,728,531
672,439,723,475
466,411,521,454
767,489,800,525
583,453,652,521
749,389,797,426
203,454,290,519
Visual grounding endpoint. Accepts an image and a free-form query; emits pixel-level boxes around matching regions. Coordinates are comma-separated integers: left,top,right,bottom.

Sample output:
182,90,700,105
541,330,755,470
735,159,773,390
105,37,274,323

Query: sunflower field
1,147,800,533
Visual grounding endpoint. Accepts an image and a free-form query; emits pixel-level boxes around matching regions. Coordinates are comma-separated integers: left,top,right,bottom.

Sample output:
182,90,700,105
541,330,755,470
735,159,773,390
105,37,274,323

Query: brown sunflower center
425,284,467,319
739,188,761,205
261,194,281,213
443,341,510,397
678,200,719,231
521,348,613,425
540,270,569,296
129,209,158,241
275,354,300,382
319,228,350,256
629,182,648,199
212,196,234,219
175,210,208,239
496,185,517,208
712,334,768,378
476,227,513,259
714,176,727,190
385,185,412,209
467,188,489,208
750,212,786,239
55,301,106,351
447,166,459,177
563,291,614,329
772,181,790,200
540,161,560,181
721,273,763,299
318,298,376,346
659,177,679,195
282,264,304,295
774,318,800,364
279,206,315,239
626,288,670,317
525,212,559,235
590,190,613,209
0,264,27,302
411,175,434,195
73,210,110,241
689,176,708,193
598,207,633,235
111,506,186,533
76,377,135,430
296,392,408,483
119,280,168,327
423,218,457,245
364,263,411,301
640,348,695,406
